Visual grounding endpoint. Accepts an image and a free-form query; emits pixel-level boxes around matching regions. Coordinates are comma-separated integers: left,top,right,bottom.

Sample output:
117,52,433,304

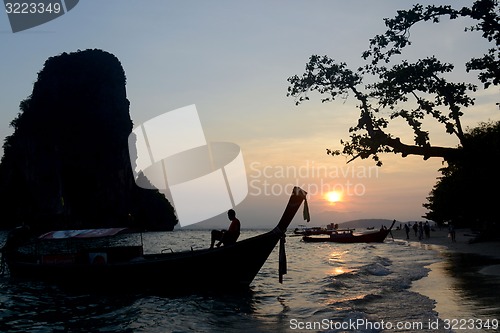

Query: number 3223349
5,2,62,14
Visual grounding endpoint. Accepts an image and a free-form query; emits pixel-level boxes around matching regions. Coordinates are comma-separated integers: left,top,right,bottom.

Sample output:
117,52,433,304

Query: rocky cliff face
0,49,177,231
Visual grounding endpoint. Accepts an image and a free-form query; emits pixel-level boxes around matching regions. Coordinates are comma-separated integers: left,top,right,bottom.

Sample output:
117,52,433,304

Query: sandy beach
391,227,500,327
391,227,500,271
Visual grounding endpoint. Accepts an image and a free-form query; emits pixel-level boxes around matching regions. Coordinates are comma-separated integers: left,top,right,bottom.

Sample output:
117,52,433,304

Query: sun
325,191,342,203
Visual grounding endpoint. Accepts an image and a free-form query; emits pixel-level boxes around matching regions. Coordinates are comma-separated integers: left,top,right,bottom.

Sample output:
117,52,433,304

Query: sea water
0,230,498,333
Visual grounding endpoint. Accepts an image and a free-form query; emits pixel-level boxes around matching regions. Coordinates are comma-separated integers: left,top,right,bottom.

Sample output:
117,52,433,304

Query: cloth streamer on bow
279,235,287,283
303,198,310,222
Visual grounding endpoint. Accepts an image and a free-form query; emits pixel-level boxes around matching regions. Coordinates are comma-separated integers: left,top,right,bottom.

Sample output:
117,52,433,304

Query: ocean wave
362,263,392,276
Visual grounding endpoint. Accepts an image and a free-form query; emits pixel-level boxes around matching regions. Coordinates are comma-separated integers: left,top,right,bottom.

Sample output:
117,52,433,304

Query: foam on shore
392,227,500,327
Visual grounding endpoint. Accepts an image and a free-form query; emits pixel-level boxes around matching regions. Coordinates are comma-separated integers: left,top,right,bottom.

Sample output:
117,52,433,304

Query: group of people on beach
404,221,432,240
403,221,457,242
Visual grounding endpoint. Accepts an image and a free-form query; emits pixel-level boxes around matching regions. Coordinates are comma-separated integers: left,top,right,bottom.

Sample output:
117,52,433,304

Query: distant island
0,49,177,232
338,219,398,229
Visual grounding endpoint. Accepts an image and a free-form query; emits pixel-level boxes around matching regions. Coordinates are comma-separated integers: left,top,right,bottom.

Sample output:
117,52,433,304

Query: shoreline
391,228,500,325
391,227,500,268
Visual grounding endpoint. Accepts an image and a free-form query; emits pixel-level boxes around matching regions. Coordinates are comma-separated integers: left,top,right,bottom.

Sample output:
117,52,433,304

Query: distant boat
302,220,395,244
293,223,348,236
293,226,330,236
1,187,308,294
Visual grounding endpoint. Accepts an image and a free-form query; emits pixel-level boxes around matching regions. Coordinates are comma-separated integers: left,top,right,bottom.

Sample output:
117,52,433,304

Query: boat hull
302,230,391,244
8,230,280,293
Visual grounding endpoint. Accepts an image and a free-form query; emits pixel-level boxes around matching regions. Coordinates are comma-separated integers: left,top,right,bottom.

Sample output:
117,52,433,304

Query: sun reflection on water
328,250,353,276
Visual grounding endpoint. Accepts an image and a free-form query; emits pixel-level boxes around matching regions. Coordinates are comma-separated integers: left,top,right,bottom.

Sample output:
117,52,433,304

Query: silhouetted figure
448,224,456,242
210,209,241,248
424,221,431,238
418,222,424,241
412,222,418,237
404,223,410,239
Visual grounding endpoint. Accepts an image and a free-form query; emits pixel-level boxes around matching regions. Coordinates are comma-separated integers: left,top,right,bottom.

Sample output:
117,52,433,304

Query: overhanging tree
287,0,499,167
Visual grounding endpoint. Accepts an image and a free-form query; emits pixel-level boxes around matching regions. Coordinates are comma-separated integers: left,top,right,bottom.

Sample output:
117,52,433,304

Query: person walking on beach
412,222,418,237
404,223,410,240
424,222,431,239
448,223,456,243
418,222,424,241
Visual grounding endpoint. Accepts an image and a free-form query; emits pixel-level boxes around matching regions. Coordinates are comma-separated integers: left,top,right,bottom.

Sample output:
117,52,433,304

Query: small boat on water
293,223,348,236
302,220,395,244
293,226,330,236
1,187,308,294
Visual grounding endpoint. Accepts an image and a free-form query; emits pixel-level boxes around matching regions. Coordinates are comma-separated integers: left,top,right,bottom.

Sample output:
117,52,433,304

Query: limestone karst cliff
0,49,177,231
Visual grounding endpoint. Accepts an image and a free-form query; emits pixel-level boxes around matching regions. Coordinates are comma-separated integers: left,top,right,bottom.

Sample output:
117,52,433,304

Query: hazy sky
1,1,498,228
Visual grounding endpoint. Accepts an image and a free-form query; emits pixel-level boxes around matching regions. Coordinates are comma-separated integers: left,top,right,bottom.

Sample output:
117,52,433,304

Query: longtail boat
302,220,395,244
1,187,308,294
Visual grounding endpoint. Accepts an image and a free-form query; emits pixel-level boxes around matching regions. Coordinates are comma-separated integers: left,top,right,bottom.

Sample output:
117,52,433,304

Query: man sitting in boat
210,209,241,248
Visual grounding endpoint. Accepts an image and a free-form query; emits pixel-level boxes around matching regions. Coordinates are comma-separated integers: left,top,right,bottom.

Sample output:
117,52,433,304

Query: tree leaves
423,121,500,228
287,0,499,166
